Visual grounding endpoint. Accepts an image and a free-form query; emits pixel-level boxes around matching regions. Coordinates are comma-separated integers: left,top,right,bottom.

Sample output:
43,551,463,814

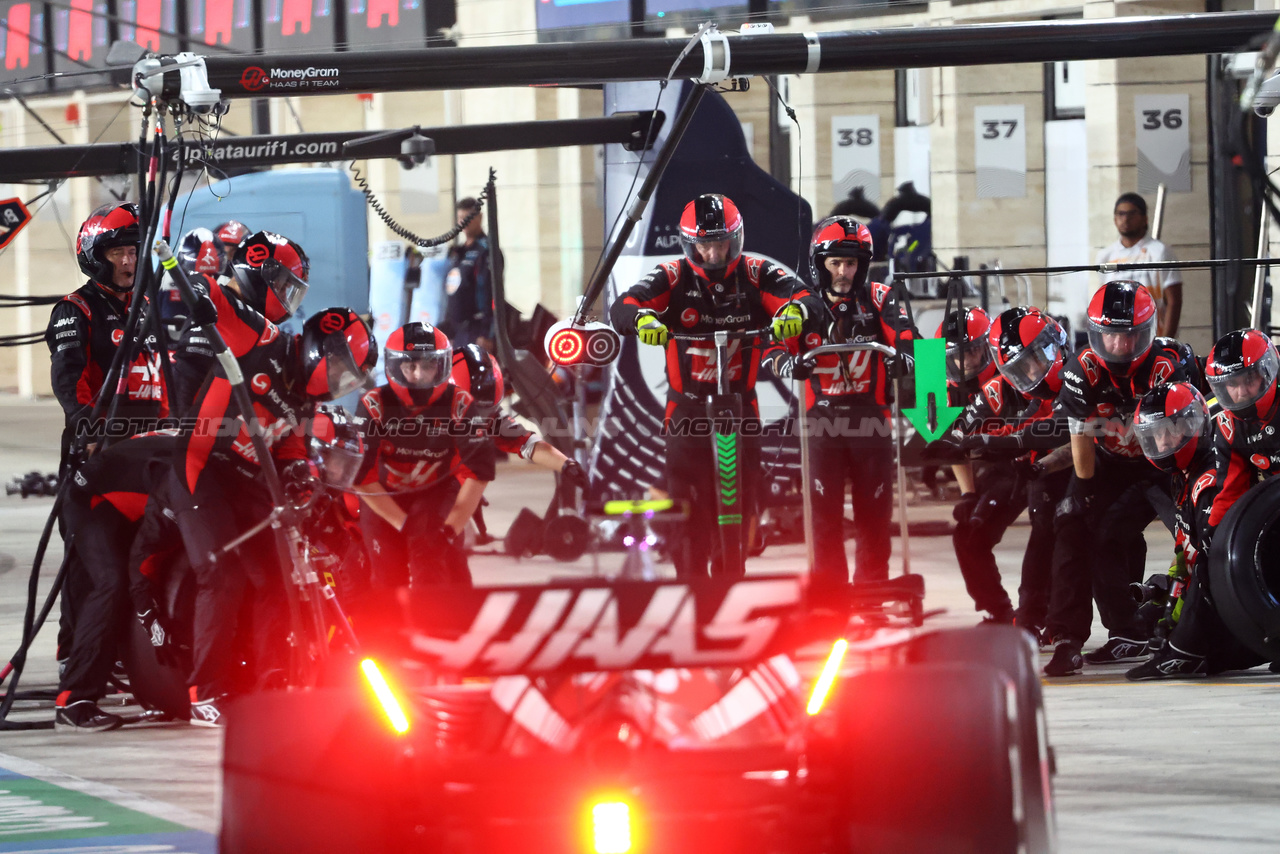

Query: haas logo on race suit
689,339,742,383
410,577,802,673
230,405,296,464
382,457,445,491
127,352,165,401
814,350,874,395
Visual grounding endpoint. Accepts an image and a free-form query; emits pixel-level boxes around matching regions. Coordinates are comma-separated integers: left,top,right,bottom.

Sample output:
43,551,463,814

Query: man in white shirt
1095,192,1182,338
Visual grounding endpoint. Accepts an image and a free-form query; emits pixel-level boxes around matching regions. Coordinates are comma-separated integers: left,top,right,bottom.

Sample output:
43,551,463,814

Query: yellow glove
771,303,804,341
636,313,670,347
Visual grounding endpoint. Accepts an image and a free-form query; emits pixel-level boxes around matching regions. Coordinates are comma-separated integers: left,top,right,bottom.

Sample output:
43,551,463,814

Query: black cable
349,161,487,248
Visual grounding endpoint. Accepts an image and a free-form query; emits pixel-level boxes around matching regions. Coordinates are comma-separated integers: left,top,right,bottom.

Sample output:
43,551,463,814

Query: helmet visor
1135,401,1206,462
261,259,309,317
998,326,1062,395
1208,346,1280,412
946,338,991,383
311,337,367,401
309,437,364,489
386,347,451,390
1087,316,1155,368
681,230,744,272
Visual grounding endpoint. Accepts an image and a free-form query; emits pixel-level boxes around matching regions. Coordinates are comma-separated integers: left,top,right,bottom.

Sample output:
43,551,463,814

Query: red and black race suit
784,281,917,413
951,376,1059,448
45,280,168,442
355,384,496,493
610,255,807,421
1055,337,1189,461
175,312,308,494
1203,405,1275,527
486,414,539,460
170,274,270,417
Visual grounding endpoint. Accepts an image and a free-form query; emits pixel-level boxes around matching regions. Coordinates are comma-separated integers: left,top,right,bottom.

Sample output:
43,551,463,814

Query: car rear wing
405,573,924,677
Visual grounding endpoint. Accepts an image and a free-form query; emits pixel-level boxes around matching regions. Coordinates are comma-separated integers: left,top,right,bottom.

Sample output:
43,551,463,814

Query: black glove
921,437,967,464
771,353,813,381
953,492,980,524
888,352,915,379
1057,475,1097,520
1011,455,1045,482
560,459,589,492
187,291,219,328
137,608,181,668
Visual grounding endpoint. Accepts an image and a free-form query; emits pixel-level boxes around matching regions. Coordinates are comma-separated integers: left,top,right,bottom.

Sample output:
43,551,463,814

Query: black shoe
55,700,123,733
1043,641,1083,677
1125,647,1207,681
190,696,227,728
1083,636,1148,664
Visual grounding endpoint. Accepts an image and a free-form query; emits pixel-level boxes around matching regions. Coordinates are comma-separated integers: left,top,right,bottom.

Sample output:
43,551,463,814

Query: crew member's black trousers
57,495,132,704
359,478,468,589
952,461,1025,615
1014,468,1071,632
809,414,894,585
1046,457,1171,645
171,466,285,701
663,403,760,580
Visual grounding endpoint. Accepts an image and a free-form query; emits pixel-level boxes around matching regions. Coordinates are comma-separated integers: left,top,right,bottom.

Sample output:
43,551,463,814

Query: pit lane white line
0,752,216,834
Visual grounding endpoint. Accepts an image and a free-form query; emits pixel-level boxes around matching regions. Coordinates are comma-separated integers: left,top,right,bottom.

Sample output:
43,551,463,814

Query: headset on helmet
231,231,310,322
1134,382,1209,473
678,194,744,280
310,405,365,489
76,203,140,287
385,322,452,407
937,306,993,384
809,215,873,297
177,227,226,278
450,343,504,416
989,306,1069,399
1086,280,1157,378
1206,328,1280,422
300,308,377,402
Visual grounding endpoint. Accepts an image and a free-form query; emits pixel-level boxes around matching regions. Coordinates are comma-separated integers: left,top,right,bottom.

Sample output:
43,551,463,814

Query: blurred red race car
221,574,1055,854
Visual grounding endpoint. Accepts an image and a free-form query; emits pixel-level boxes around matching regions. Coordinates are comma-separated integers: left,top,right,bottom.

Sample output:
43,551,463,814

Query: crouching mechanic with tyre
610,193,812,579
764,216,917,587
172,307,376,725
354,323,495,591
1125,381,1260,679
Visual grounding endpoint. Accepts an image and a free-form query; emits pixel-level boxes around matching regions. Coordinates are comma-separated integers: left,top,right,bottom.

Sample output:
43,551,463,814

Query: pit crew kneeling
353,323,495,591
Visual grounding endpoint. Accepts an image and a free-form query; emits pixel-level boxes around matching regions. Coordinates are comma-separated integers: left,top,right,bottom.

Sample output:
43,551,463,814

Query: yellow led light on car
806,639,848,715
360,658,409,734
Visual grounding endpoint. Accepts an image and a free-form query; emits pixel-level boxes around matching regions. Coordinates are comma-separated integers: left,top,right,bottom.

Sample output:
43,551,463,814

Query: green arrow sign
902,337,965,441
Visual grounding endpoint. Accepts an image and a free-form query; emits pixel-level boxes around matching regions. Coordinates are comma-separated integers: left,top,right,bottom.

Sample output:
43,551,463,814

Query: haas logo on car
681,308,700,328
410,578,802,672
251,373,271,394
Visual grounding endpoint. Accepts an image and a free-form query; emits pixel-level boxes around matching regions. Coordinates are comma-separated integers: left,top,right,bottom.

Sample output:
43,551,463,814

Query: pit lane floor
0,398,1276,852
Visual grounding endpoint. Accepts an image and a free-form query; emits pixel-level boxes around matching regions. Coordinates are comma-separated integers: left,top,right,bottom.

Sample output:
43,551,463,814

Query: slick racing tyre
119,618,191,721
1208,475,1280,661
836,664,1023,854
907,626,1056,854
221,688,429,853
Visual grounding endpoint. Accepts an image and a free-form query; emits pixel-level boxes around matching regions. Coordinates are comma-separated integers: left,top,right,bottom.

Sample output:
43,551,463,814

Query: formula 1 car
220,574,1055,854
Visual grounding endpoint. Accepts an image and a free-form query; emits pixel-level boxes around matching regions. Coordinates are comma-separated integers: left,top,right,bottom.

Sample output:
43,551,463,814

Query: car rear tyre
836,663,1023,854
906,625,1055,853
